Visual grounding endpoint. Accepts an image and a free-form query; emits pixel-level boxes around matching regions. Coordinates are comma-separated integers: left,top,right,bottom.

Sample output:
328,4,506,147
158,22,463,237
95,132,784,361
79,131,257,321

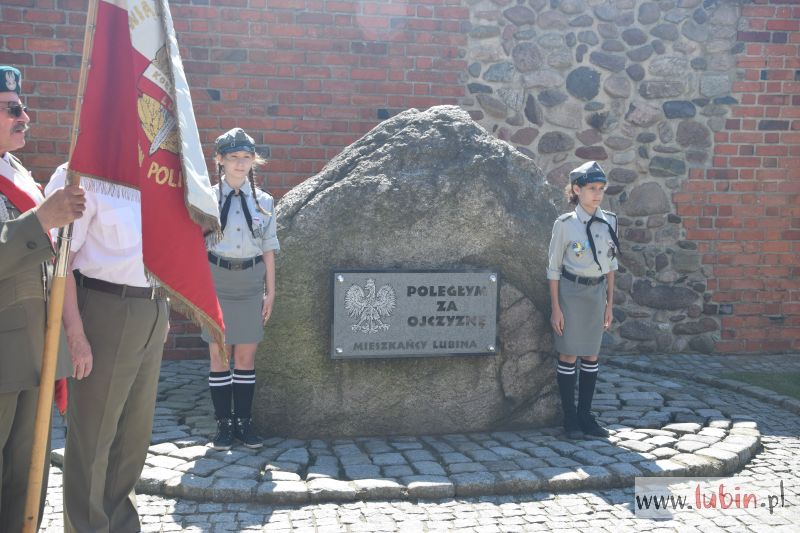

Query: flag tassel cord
22,0,99,531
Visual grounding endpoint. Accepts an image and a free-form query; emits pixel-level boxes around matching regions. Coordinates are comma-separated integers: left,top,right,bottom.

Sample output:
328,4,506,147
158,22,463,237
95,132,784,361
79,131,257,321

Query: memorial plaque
331,270,499,359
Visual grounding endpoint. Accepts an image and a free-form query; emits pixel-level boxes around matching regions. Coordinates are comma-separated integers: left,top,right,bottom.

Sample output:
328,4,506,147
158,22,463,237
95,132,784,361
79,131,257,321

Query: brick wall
2,0,469,197
1,0,797,356
675,0,800,353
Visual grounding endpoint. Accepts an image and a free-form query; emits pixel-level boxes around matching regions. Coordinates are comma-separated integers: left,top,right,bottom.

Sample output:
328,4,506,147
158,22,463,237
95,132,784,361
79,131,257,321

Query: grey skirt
201,260,266,345
553,277,607,357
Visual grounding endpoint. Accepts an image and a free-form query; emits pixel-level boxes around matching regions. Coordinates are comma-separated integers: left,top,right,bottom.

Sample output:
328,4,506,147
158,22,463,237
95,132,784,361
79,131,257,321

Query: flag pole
22,0,99,530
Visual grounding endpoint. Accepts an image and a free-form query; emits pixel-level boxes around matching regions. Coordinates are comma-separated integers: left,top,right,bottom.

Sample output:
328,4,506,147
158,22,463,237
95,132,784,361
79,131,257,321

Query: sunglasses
3,102,28,118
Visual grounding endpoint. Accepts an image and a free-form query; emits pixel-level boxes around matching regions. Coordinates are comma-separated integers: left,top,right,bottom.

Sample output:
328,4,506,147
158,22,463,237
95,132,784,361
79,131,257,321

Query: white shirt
46,164,150,287
547,203,619,280
207,179,279,259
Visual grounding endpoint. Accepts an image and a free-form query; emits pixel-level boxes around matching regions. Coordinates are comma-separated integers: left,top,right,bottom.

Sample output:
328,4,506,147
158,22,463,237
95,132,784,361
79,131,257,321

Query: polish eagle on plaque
345,279,396,333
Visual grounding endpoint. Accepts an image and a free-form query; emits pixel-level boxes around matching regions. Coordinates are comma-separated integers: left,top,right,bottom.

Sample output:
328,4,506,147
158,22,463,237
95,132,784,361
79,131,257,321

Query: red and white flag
69,0,224,348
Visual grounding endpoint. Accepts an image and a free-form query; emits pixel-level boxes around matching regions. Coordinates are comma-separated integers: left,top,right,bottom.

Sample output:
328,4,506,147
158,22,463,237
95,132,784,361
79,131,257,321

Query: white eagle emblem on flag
345,279,396,333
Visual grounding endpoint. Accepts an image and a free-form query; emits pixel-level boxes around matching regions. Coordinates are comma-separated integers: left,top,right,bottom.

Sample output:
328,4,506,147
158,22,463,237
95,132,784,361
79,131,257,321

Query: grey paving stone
403,449,436,462
371,452,407,466
642,435,678,447
695,447,740,472
440,452,472,464
146,455,186,470
512,457,549,470
546,441,584,456
605,462,643,483
575,465,615,489
534,467,586,491
274,447,309,465
343,464,381,480
382,465,414,477
403,476,455,499
451,471,498,496
572,450,617,466
489,446,529,458
674,439,709,453
663,422,705,434
338,453,371,465
214,465,260,479
352,478,404,500
210,478,257,502
446,462,488,474
307,478,357,502
255,481,309,504
494,469,543,493
174,458,226,476
617,440,656,453
412,461,446,476
636,459,687,476
669,453,722,476
482,459,523,471
543,456,582,468
169,445,215,461
263,470,302,481
650,447,680,459
305,464,339,479
466,449,502,462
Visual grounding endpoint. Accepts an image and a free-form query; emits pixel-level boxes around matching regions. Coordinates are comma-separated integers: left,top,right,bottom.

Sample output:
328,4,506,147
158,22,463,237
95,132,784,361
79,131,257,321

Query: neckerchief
219,188,255,237
586,215,620,271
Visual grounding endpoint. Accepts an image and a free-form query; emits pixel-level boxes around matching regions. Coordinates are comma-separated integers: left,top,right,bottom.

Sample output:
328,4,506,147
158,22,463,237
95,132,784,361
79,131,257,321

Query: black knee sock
577,359,599,417
232,369,256,419
209,371,232,419
556,360,578,420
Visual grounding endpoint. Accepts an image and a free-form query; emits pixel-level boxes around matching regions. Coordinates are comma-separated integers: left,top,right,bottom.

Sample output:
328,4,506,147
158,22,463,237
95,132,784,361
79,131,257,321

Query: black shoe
578,413,609,438
234,417,263,449
212,418,235,451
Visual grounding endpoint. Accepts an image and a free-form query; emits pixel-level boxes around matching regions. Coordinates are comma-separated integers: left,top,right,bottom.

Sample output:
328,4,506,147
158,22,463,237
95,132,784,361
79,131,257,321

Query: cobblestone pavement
39,354,800,531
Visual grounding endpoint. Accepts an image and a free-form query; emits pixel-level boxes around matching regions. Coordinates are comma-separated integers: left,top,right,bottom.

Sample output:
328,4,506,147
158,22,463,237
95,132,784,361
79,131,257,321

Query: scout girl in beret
546,161,620,439
203,128,279,450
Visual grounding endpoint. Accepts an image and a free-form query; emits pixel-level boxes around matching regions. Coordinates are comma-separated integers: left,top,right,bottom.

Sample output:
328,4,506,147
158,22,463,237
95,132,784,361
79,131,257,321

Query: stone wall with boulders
461,0,747,354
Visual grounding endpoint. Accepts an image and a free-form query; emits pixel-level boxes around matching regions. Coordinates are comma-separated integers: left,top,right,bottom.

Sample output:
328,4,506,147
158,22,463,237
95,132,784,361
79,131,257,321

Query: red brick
766,19,800,31
741,5,776,17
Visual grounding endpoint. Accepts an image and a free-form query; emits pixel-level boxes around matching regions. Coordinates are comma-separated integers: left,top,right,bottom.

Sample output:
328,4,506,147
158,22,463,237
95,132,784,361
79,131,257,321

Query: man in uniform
0,65,85,531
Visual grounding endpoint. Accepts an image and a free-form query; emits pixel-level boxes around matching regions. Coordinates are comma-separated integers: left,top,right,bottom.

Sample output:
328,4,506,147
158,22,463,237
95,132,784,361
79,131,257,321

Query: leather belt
208,252,263,271
561,268,605,286
74,271,158,299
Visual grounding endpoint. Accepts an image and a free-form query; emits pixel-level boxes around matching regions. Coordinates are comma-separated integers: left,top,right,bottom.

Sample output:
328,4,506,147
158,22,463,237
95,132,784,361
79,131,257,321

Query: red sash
0,166,38,213
0,164,68,415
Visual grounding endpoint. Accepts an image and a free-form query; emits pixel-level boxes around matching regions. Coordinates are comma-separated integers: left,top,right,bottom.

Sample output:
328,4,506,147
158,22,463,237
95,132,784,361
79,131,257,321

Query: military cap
0,66,21,95
215,127,256,155
569,161,607,186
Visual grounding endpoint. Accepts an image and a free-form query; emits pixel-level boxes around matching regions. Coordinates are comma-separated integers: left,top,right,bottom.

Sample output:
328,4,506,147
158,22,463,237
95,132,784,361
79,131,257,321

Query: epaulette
602,209,618,231
557,212,573,222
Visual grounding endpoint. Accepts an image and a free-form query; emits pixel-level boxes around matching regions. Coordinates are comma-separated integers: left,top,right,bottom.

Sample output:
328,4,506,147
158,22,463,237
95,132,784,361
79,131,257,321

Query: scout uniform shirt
208,179,280,259
547,203,619,280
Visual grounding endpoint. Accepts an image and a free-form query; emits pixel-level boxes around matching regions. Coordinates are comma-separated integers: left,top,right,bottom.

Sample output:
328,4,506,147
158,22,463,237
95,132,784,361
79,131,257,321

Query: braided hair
248,166,270,216
217,162,224,212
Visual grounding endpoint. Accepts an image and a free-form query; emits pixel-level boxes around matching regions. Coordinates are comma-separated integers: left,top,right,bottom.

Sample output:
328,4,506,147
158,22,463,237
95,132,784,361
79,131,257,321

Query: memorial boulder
257,106,563,437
